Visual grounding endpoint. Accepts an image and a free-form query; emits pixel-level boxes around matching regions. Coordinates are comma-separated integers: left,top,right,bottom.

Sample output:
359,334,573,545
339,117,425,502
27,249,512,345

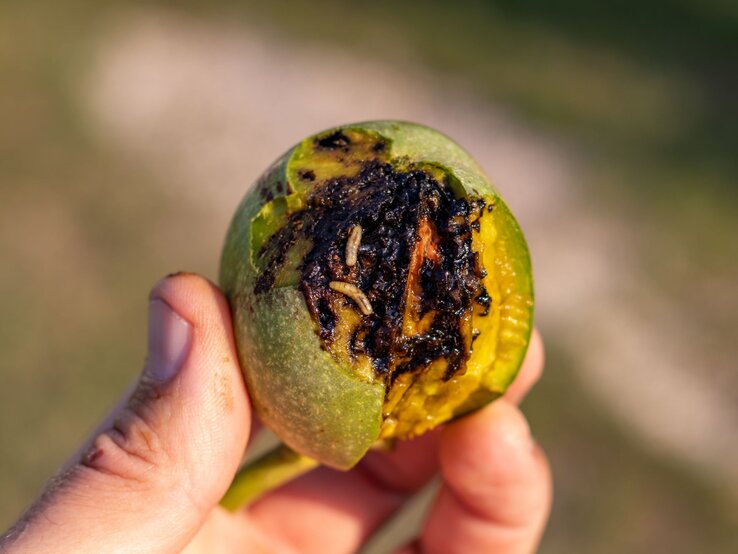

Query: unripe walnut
220,121,534,470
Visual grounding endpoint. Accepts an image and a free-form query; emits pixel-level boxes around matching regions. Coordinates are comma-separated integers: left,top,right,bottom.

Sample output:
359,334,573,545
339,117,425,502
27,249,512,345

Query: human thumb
1,273,251,553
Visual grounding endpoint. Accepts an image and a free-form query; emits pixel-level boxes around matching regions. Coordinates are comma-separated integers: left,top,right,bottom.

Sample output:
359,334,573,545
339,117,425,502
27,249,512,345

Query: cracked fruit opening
220,121,533,469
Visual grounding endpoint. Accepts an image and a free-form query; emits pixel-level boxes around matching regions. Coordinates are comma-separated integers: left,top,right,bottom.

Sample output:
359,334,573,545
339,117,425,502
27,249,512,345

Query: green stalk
220,443,319,511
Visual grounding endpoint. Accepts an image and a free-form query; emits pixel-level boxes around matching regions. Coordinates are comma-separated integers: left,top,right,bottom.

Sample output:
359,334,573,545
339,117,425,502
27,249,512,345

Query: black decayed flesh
254,159,490,383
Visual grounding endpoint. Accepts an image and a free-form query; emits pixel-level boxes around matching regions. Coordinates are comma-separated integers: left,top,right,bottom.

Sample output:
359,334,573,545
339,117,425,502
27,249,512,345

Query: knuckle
114,408,166,466
81,402,172,487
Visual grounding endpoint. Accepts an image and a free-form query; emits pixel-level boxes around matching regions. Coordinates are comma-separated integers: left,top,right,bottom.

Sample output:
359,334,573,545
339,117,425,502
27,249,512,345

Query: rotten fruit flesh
220,121,533,470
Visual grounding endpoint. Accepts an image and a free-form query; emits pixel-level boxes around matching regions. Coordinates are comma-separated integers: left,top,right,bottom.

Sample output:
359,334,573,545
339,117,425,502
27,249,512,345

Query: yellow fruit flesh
325,303,376,384
288,129,389,190
380,196,532,440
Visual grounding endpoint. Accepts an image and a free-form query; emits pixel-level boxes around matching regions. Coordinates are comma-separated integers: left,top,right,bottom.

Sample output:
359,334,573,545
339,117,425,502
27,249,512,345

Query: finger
244,331,545,554
504,328,544,405
415,400,552,554
1,273,251,554
246,429,441,554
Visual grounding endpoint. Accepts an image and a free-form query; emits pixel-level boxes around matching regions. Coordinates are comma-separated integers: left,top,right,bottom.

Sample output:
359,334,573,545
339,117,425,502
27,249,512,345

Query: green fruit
220,121,533,470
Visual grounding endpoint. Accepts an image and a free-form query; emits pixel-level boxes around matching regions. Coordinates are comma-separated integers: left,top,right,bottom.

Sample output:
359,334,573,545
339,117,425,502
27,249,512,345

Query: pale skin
0,273,551,553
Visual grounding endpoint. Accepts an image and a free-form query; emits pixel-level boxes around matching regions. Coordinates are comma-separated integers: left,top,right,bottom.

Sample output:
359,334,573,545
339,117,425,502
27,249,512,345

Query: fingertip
528,328,545,369
150,272,231,331
439,400,549,526
440,401,532,484
418,401,551,552
148,272,247,415
504,327,545,404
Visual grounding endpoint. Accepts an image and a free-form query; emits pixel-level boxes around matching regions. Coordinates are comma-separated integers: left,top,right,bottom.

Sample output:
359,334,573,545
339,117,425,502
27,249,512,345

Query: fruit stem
220,443,319,511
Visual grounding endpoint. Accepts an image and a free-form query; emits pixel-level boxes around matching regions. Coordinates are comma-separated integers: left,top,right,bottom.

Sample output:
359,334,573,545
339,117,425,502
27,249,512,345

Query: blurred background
1,1,736,551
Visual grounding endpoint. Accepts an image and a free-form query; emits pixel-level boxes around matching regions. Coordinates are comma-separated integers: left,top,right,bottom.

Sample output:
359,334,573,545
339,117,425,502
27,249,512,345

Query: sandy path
85,9,738,496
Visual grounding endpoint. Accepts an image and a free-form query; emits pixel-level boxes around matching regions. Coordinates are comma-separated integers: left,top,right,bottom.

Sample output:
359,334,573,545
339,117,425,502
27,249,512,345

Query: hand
0,273,551,553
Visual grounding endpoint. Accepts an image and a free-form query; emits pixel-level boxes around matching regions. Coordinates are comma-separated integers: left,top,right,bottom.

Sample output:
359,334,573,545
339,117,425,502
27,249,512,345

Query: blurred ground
1,1,737,552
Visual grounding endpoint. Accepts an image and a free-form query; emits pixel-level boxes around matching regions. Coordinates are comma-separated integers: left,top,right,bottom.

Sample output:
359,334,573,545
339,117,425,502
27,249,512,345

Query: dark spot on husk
316,131,351,150
259,187,274,202
254,160,489,385
298,169,316,181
